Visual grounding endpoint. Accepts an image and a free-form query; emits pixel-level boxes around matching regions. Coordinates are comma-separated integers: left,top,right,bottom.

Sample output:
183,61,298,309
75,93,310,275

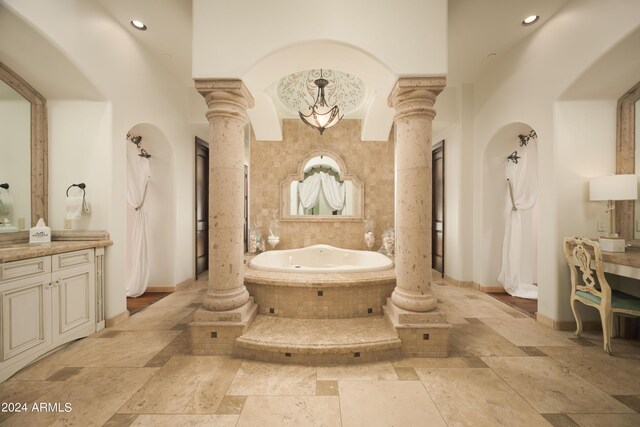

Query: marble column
388,77,446,312
196,79,254,311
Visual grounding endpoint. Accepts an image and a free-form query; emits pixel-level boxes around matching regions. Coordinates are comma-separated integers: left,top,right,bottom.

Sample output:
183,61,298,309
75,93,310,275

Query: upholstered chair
563,236,640,353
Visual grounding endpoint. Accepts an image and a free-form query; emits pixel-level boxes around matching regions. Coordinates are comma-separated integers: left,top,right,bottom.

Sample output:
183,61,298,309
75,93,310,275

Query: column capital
195,79,255,125
387,77,447,122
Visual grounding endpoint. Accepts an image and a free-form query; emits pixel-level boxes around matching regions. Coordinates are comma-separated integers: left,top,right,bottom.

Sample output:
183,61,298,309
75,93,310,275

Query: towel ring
66,183,86,197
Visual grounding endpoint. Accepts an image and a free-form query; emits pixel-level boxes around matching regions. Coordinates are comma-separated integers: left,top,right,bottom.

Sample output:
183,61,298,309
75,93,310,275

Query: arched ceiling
4,0,572,139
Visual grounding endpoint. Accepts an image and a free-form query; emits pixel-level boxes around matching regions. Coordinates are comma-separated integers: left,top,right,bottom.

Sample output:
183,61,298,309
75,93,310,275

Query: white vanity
0,240,111,382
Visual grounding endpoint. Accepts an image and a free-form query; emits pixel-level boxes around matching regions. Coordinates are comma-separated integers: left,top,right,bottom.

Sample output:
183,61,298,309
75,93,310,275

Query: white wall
192,0,447,78
553,100,617,321
0,99,30,227
3,0,196,319
193,0,447,141
433,84,475,282
461,0,640,323
48,101,111,231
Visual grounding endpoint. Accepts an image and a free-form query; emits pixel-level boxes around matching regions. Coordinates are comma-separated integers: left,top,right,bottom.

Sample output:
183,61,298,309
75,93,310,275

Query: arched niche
125,122,175,288
280,149,363,221
482,122,539,290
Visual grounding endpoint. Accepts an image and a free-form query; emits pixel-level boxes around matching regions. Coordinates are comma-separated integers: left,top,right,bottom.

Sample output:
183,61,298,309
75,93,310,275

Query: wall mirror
0,62,48,235
280,149,363,221
616,80,640,243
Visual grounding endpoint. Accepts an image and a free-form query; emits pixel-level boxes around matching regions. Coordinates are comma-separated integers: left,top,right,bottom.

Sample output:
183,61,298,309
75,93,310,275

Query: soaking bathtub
249,244,393,273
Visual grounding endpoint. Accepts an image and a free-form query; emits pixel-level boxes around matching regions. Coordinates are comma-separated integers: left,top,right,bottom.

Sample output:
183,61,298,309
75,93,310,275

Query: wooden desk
601,249,640,280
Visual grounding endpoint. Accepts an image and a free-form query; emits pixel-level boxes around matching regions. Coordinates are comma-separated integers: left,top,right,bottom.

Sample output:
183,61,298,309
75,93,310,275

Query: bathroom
0,0,638,366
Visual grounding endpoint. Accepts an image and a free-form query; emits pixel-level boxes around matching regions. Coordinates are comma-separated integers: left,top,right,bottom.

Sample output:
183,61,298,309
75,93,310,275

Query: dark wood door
244,164,248,253
432,140,445,276
195,137,209,276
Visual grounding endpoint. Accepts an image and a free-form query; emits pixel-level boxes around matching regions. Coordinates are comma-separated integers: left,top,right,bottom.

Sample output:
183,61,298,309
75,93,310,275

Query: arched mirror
280,149,363,221
616,81,640,244
0,62,47,235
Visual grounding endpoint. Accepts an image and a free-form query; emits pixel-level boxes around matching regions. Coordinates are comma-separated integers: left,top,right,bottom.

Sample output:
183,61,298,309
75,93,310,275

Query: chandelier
299,70,343,135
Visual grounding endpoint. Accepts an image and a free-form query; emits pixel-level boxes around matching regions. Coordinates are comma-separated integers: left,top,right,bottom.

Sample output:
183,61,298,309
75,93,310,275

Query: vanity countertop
601,247,640,269
0,240,113,263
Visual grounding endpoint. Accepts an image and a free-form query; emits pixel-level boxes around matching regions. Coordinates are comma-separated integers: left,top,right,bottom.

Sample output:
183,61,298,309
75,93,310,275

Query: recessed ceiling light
521,15,539,26
130,20,147,31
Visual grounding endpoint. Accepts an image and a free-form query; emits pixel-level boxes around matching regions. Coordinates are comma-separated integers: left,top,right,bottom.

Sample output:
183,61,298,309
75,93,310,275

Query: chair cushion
576,290,640,312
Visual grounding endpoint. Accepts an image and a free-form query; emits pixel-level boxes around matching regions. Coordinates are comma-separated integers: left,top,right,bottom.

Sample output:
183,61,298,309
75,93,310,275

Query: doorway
432,140,445,276
195,137,209,276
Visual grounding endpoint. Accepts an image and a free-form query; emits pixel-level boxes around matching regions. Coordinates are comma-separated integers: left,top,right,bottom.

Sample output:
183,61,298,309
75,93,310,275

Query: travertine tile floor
2,275,639,426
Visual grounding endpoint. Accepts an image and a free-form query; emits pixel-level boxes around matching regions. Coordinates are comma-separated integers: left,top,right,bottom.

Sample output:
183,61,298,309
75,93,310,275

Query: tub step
235,314,402,365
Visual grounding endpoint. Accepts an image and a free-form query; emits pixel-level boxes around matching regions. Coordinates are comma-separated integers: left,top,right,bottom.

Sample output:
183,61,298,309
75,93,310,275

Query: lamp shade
589,174,638,201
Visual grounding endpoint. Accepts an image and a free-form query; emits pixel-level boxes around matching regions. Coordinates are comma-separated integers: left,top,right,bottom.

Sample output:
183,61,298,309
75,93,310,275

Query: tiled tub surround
250,119,394,250
244,264,396,318
237,264,449,363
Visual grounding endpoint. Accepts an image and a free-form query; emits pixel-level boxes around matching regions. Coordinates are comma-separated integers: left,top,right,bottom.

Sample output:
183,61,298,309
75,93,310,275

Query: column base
190,298,257,355
203,286,250,311
391,287,438,312
384,299,450,357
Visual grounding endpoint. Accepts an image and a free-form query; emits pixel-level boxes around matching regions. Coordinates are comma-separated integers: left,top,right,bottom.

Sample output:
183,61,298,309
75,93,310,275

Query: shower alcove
125,123,175,298
482,122,539,309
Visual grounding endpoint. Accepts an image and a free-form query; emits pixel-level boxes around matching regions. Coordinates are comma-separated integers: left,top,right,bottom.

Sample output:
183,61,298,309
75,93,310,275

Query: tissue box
599,237,625,253
29,218,51,243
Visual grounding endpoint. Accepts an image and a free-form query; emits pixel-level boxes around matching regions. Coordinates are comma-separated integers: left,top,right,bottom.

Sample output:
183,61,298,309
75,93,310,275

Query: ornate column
388,77,446,312
195,79,254,311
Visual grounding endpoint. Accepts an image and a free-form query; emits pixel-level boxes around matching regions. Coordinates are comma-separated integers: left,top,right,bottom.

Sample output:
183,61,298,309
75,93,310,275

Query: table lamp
589,174,638,252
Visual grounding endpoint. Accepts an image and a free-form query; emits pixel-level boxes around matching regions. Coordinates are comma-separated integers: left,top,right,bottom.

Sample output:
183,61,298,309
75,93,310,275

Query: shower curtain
298,172,345,213
298,173,322,210
319,172,345,212
126,143,151,297
498,138,538,299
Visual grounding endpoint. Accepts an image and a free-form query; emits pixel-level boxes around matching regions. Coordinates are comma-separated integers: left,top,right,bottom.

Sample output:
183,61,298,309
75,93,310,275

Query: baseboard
105,310,130,327
146,286,176,292
175,276,197,290
535,312,601,331
478,285,506,293
144,277,197,293
443,275,474,288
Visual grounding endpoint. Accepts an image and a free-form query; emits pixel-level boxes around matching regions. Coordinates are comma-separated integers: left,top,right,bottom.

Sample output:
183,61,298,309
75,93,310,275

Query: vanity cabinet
1,268,52,362
0,247,105,382
51,251,95,346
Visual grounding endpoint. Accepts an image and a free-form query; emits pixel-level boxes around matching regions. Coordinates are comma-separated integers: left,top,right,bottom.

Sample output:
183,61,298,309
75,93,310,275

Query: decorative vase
268,236,280,249
268,212,280,250
382,228,395,256
364,218,375,250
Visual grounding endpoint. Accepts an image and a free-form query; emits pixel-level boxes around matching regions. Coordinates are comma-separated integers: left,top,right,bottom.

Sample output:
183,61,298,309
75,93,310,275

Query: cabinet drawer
0,257,51,283
52,249,94,271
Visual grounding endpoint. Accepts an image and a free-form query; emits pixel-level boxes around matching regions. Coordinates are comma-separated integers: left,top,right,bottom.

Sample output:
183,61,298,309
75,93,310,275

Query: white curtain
319,171,345,211
498,138,539,300
298,173,322,209
126,143,151,298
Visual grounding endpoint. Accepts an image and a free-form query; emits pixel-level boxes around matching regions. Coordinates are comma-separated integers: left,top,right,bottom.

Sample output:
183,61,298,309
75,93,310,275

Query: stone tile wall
245,281,396,318
250,119,394,250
